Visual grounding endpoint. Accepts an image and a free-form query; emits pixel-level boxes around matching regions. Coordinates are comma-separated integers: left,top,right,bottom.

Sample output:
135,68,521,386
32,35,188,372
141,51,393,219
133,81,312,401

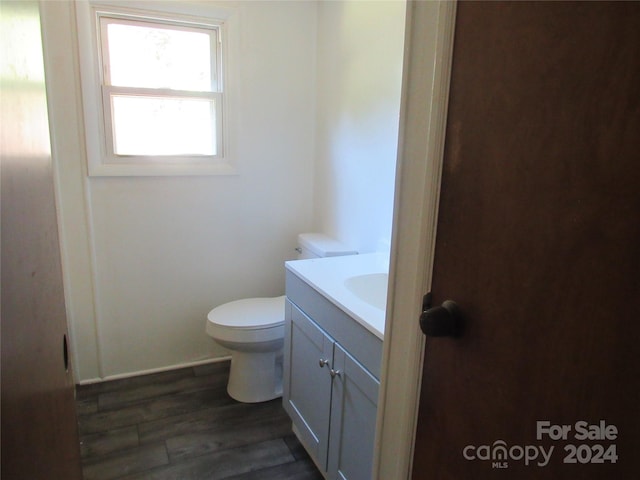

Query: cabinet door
328,343,380,480
283,300,334,471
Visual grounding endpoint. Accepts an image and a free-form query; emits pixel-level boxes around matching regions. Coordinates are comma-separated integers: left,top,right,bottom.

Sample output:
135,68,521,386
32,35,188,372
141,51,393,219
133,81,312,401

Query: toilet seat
206,295,286,343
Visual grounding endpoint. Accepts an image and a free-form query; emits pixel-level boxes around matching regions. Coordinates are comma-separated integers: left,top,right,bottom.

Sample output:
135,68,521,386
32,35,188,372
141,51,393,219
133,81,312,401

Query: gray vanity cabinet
283,271,382,480
284,300,334,469
327,343,379,480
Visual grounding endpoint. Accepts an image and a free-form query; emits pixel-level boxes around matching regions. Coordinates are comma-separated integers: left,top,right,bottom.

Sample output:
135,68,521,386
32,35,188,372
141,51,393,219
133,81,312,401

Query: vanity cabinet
284,270,383,480
284,301,333,469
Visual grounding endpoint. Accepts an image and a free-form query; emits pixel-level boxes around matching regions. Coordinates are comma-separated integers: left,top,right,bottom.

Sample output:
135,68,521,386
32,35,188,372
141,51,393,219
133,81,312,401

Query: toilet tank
296,233,358,259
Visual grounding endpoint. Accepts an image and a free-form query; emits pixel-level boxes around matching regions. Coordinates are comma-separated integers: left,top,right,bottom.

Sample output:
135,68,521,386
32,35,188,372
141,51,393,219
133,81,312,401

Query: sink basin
286,252,388,338
344,273,388,310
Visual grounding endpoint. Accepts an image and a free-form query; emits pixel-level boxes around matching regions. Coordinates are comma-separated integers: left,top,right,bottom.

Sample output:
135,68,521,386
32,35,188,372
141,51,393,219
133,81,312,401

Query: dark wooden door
412,2,640,479
1,2,82,479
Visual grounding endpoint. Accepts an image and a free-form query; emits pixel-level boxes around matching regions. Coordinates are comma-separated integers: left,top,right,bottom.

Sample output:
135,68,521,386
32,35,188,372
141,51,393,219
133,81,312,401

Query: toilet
206,233,357,403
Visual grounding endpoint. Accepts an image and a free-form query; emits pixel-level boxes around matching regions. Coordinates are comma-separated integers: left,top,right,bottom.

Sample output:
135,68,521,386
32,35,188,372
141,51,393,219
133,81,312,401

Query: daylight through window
98,13,223,159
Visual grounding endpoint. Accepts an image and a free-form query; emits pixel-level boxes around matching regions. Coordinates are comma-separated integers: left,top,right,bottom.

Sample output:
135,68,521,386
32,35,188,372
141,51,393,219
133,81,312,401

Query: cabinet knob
319,358,330,368
330,369,341,378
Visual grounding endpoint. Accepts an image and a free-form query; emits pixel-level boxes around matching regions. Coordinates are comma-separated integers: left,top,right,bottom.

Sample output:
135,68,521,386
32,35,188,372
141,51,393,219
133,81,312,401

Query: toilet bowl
206,233,357,403
206,296,286,403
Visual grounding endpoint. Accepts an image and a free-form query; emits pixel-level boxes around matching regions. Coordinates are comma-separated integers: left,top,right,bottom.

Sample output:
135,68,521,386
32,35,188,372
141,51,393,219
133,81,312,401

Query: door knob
419,295,463,337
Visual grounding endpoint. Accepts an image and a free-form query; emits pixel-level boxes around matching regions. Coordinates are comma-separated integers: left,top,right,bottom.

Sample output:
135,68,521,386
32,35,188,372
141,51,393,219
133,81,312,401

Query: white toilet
206,233,356,403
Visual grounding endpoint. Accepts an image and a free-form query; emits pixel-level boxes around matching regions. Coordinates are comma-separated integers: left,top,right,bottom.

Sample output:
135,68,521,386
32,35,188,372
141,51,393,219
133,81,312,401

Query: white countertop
285,253,388,339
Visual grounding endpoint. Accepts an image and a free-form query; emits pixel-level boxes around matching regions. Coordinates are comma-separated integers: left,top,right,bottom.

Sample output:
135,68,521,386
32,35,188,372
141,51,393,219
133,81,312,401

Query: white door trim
374,2,457,479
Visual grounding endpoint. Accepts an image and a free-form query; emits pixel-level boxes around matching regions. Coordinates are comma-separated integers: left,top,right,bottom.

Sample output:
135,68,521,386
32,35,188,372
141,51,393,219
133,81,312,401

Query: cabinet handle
330,369,341,378
319,358,330,368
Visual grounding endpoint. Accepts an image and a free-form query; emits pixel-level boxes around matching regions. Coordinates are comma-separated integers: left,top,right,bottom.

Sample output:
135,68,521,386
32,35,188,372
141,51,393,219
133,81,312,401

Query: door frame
374,1,457,479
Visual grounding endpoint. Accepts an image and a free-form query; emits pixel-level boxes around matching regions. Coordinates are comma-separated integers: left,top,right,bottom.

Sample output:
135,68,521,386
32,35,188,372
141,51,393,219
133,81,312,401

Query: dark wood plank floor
76,361,323,480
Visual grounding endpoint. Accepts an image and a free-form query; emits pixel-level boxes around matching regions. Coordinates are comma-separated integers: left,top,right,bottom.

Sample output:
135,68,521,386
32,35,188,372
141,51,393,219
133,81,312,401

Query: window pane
106,21,214,91
111,95,217,156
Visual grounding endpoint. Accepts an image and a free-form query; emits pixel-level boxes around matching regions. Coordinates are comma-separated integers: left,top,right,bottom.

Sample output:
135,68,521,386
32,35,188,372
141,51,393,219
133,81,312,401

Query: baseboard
76,355,232,386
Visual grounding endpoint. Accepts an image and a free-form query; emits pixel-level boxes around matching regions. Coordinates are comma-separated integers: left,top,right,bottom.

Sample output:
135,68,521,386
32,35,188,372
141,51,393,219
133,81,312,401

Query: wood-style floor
75,361,323,480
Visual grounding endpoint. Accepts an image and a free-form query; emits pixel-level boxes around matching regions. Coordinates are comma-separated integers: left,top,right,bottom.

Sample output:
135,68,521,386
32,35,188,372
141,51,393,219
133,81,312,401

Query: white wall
43,1,317,381
43,0,405,383
314,0,406,254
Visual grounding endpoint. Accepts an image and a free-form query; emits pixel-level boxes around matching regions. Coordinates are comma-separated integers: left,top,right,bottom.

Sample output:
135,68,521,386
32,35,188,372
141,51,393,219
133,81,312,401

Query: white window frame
75,1,237,176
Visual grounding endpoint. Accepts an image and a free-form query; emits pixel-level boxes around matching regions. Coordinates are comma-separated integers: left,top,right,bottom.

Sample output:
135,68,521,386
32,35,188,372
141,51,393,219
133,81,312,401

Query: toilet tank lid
298,233,358,257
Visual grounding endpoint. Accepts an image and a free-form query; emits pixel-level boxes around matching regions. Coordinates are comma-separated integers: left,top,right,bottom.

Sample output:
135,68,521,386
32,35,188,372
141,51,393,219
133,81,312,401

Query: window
76,2,235,176
100,16,222,157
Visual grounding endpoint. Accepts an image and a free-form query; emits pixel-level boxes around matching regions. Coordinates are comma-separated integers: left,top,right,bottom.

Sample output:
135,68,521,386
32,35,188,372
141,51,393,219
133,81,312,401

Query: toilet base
227,350,283,403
